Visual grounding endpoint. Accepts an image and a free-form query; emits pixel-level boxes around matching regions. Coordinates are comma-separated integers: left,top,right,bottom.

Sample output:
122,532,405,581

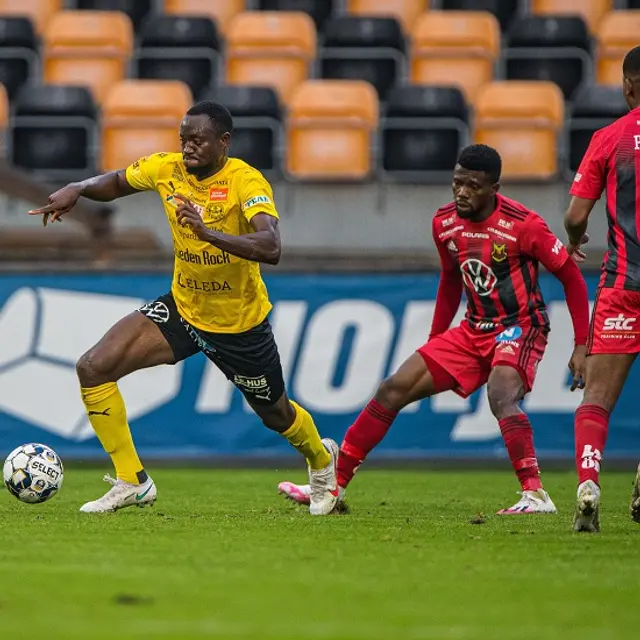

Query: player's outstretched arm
28,170,139,227
175,194,280,265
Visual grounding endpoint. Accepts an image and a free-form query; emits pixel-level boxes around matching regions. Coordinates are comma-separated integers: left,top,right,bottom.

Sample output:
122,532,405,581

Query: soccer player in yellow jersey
28,101,339,515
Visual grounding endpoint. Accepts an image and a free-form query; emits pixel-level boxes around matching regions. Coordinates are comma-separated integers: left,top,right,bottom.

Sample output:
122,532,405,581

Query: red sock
575,404,609,485
337,399,398,489
498,414,543,492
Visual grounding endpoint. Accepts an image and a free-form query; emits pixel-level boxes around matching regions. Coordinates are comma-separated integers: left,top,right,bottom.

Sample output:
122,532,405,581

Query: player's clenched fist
28,184,83,227
175,194,210,241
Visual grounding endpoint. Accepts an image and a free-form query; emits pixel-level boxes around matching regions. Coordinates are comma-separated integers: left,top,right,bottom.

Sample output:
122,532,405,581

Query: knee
487,373,522,420
375,375,410,411
76,348,116,387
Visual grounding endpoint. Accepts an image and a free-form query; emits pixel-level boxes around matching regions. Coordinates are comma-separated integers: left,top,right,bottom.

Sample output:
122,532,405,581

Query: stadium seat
0,0,62,34
531,0,613,33
567,84,629,175
596,11,640,85
43,11,133,104
346,1,429,34
258,0,334,32
504,16,591,100
226,12,316,104
202,85,281,173
101,80,192,171
75,0,153,32
474,81,564,180
382,86,469,181
0,82,8,130
0,17,38,100
441,0,518,31
411,12,500,102
320,17,406,101
164,0,245,36
287,80,378,181
10,85,96,177
134,16,220,101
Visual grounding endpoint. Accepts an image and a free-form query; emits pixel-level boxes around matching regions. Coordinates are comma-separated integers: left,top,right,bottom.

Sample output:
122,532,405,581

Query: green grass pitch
1,468,639,640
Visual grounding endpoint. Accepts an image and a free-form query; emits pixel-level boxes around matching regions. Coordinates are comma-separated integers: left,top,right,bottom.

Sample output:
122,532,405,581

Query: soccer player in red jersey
565,46,640,532
280,144,590,515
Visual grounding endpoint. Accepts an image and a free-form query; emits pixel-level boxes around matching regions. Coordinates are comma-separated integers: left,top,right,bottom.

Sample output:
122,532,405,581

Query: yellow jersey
125,153,278,333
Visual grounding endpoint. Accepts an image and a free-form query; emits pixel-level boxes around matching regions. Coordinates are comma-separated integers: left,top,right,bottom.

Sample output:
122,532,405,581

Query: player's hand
28,183,83,227
175,194,210,240
568,344,587,391
567,233,589,263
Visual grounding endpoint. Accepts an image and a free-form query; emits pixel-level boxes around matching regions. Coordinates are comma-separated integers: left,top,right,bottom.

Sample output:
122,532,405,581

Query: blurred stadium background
0,0,638,464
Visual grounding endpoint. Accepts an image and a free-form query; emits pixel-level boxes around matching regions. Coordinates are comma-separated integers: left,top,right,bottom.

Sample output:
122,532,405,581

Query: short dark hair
186,101,233,135
456,144,502,183
623,46,640,79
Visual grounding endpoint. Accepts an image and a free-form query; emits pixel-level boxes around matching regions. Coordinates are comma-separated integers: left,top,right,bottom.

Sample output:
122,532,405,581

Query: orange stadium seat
0,0,62,34
0,82,8,132
474,81,564,180
226,11,316,104
164,0,245,36
287,80,379,181
43,11,133,104
531,0,613,33
596,11,640,85
101,80,193,171
346,0,430,34
411,12,500,102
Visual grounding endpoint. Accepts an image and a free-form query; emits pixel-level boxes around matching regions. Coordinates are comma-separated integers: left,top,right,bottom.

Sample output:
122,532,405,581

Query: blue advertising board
0,272,636,460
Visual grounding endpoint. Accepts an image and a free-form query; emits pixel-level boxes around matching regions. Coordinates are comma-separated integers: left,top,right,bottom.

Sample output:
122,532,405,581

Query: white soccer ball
3,443,64,503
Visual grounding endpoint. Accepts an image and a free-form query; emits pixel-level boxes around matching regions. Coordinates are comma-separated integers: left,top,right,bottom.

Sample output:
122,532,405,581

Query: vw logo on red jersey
460,259,497,297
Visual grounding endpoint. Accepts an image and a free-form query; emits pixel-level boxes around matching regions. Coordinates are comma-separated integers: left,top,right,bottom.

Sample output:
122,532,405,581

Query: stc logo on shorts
460,259,497,296
602,314,637,338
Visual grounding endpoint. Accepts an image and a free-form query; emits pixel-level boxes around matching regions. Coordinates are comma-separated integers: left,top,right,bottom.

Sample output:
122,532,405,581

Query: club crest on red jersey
491,242,507,263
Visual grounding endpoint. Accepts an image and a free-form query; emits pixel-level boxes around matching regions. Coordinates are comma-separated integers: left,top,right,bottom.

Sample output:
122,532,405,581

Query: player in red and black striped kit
279,145,590,515
565,46,640,532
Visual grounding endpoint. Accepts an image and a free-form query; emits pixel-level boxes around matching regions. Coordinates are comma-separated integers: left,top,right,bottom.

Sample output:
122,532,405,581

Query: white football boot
308,438,340,515
573,480,601,532
278,482,347,505
497,489,557,515
79,474,156,513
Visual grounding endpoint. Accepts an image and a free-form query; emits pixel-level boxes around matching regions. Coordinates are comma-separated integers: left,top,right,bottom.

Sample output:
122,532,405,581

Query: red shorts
417,322,548,398
588,287,640,355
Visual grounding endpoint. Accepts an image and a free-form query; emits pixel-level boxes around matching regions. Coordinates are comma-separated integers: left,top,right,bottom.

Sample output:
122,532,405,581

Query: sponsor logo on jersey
446,240,458,253
498,345,516,356
244,195,271,210
176,273,232,293
174,248,231,266
551,238,563,255
139,301,170,324
601,314,638,338
438,225,464,239
209,188,228,201
498,219,513,230
441,215,456,227
574,172,582,182
233,375,272,401
487,227,516,242
460,259,497,296
491,242,507,263
462,232,490,239
635,134,640,151
476,321,496,331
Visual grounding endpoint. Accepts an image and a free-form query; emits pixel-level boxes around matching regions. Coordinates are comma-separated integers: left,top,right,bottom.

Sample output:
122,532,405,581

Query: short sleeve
124,153,164,192
521,213,569,273
569,130,606,200
238,171,279,222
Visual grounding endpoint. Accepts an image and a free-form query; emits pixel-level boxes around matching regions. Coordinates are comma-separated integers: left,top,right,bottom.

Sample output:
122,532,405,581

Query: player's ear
220,131,231,149
493,181,501,194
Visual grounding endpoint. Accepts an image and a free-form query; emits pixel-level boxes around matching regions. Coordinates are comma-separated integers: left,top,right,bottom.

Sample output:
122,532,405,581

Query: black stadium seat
441,0,519,31
75,0,153,32
258,0,334,31
320,17,406,101
382,86,469,181
503,16,592,100
203,85,282,174
10,85,97,177
567,84,629,176
133,15,220,100
0,17,37,100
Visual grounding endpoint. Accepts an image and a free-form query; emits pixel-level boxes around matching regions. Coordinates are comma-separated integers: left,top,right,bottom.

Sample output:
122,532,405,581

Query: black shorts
139,293,284,406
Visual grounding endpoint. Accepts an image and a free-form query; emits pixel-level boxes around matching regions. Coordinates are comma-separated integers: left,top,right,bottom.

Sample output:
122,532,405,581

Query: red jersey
570,105,640,290
432,194,569,331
